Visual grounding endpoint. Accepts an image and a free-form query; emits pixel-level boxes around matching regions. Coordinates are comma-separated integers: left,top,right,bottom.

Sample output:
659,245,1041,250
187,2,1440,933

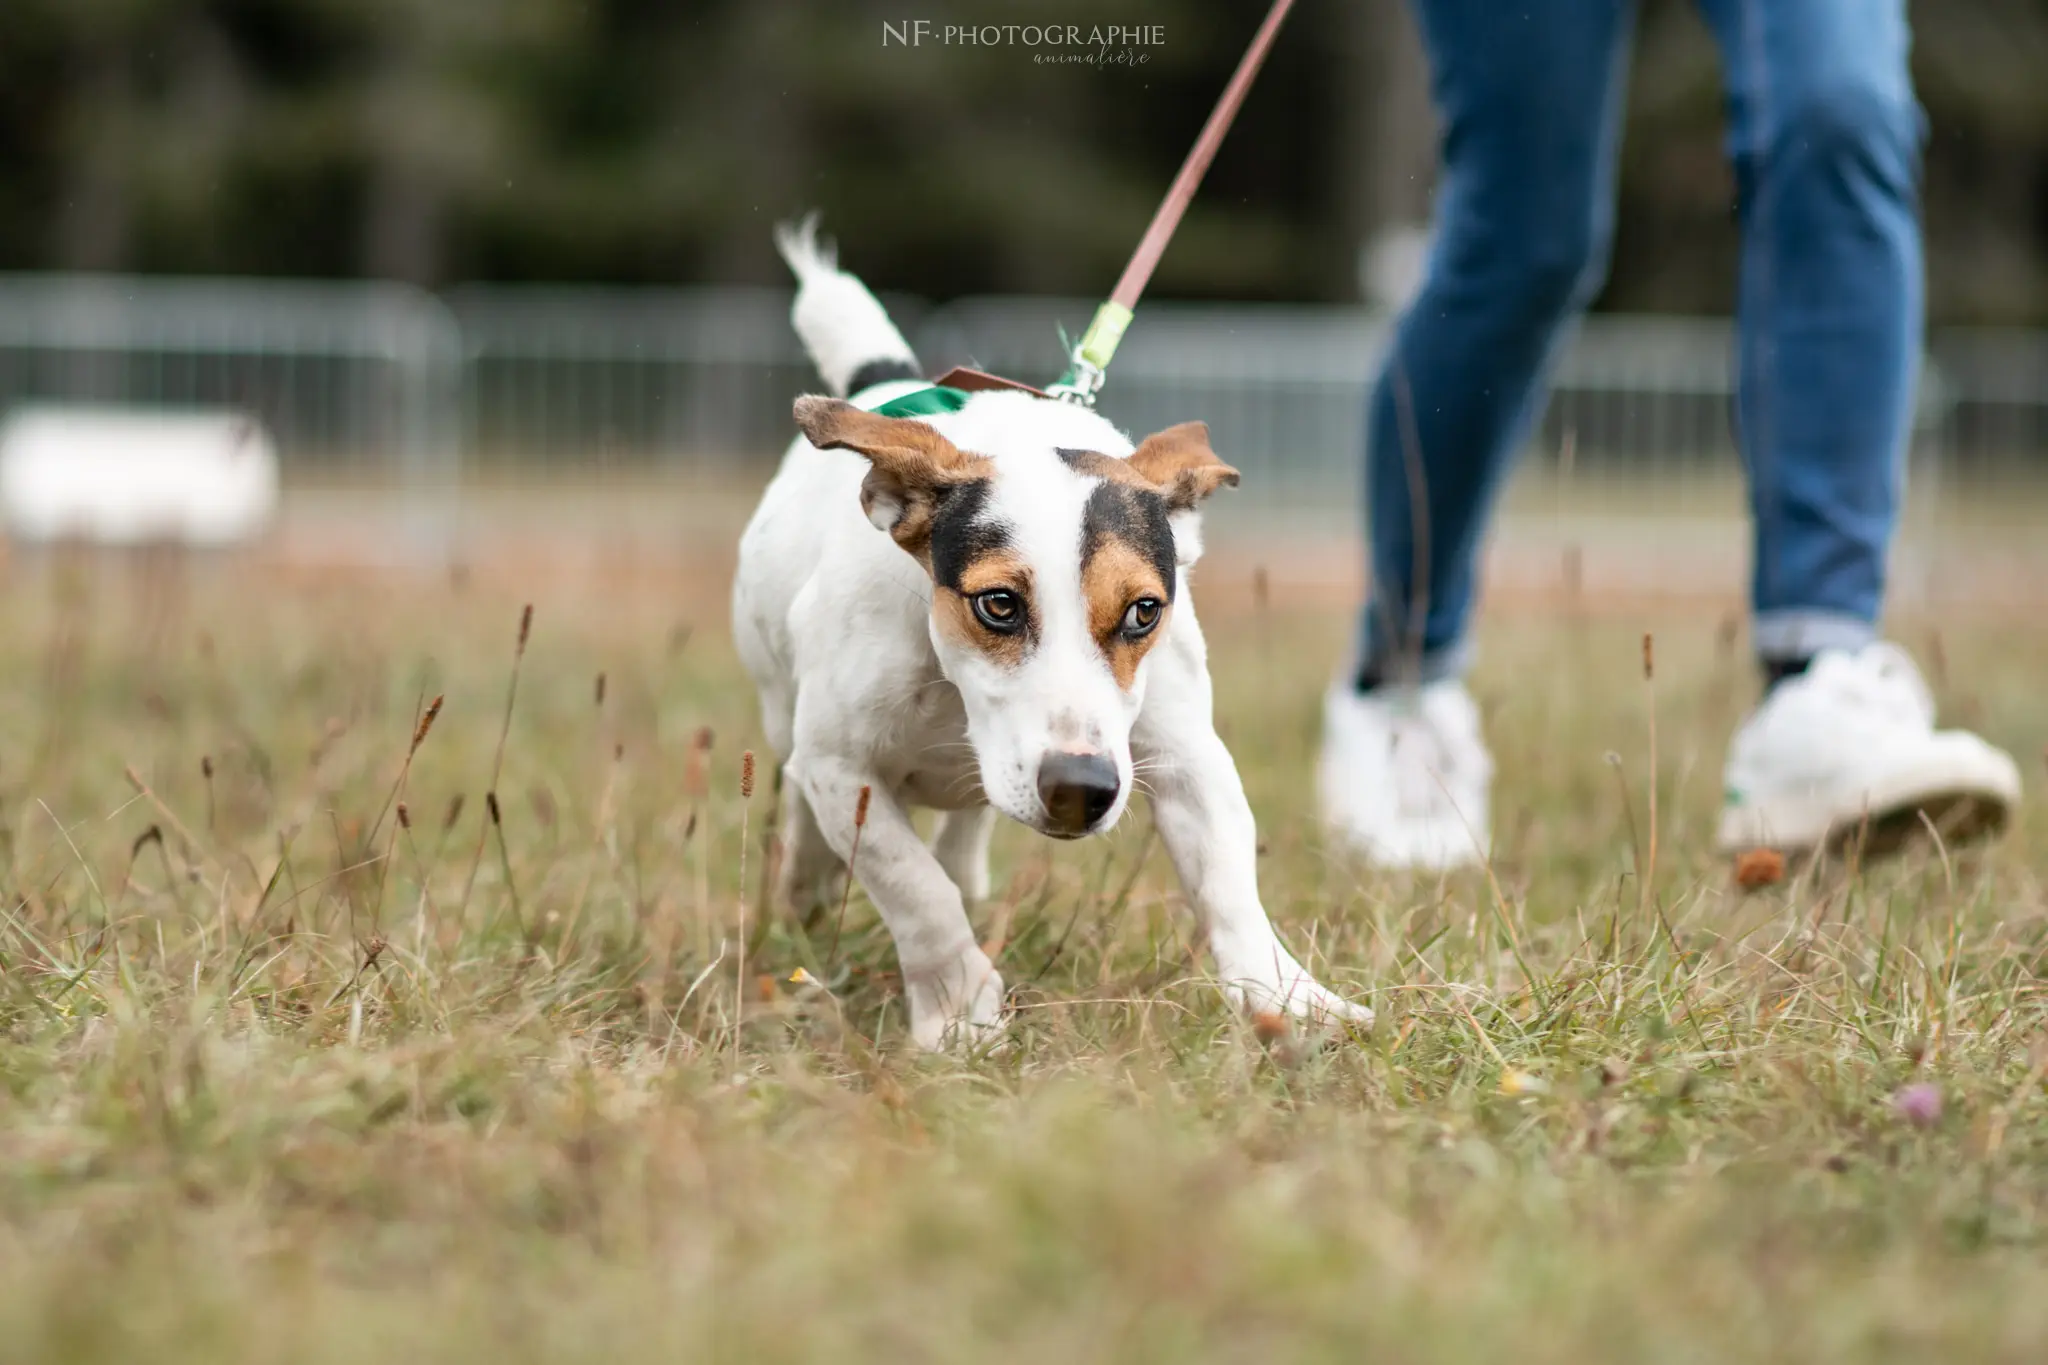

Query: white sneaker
1319,679,1493,870
1717,642,2021,854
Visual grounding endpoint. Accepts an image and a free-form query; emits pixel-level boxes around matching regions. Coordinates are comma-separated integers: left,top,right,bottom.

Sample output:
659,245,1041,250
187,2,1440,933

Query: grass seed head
740,750,756,799
486,791,502,827
200,755,213,780
517,603,533,655
443,793,465,831
594,671,607,706
684,728,716,798
397,801,411,830
855,785,871,828
411,694,444,752
1642,631,1655,680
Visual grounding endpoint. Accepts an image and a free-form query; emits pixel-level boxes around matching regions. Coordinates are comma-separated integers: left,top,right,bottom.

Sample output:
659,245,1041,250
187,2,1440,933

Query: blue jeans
1360,0,1923,683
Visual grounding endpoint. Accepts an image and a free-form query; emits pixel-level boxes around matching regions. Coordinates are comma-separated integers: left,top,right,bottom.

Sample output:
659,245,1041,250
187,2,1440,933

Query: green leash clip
1047,300,1133,406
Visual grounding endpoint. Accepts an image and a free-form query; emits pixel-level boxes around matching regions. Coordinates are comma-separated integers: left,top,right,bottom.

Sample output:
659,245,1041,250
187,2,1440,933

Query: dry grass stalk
485,789,526,943
735,750,757,1060
456,606,536,923
370,691,448,935
1642,632,1658,919
689,726,716,963
200,754,216,833
829,785,872,967
121,764,210,873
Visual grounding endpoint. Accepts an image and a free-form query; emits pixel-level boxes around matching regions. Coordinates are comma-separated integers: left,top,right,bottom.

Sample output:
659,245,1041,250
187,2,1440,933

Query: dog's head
795,391,1237,839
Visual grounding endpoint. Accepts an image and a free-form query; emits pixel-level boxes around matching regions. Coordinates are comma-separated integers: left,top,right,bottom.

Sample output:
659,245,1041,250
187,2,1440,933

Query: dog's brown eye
972,589,1024,633
1121,598,1163,638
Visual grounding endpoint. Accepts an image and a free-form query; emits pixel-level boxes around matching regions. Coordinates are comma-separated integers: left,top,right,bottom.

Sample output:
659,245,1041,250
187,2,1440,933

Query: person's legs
1695,0,2021,855
1325,0,1636,870
1360,0,1636,685
1693,0,1921,668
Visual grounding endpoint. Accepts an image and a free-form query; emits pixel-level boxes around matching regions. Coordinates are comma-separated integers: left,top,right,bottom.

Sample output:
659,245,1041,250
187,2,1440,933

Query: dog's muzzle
1037,750,1120,838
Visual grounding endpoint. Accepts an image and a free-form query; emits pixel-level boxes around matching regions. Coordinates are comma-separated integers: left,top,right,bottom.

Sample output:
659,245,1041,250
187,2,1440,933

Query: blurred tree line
2,0,2045,321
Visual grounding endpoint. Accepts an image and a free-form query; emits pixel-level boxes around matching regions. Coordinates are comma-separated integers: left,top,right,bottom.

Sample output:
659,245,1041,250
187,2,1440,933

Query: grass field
2,538,2047,1363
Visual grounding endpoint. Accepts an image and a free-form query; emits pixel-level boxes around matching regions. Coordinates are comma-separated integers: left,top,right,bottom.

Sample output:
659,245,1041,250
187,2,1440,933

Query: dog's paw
904,948,1007,1052
1214,944,1374,1032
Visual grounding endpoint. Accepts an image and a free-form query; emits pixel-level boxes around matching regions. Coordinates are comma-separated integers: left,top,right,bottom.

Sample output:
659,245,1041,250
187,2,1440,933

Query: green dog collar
865,385,972,419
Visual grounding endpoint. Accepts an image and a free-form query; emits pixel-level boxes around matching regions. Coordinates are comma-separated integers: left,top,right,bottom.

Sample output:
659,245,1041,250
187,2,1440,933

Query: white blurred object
1358,224,1433,312
0,405,280,546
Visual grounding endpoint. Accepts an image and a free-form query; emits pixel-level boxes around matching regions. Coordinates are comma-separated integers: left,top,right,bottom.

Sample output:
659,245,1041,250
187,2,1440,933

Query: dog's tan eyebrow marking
932,555,1036,668
1082,540,1171,690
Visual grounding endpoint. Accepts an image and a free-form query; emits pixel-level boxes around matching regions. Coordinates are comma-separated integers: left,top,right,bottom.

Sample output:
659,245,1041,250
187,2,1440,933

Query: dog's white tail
775,214,922,398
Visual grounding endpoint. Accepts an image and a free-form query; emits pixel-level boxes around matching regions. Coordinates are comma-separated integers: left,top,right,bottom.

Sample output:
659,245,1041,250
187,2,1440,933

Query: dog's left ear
1128,422,1239,566
1128,422,1240,510
794,395,989,558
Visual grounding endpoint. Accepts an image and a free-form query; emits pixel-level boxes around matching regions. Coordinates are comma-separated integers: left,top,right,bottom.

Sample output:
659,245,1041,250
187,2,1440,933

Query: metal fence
450,286,912,468
0,275,461,483
1,275,2045,511
1929,329,2048,472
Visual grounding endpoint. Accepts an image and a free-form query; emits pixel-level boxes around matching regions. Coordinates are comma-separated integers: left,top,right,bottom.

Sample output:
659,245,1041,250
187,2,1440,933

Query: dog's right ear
1127,422,1240,510
794,396,989,554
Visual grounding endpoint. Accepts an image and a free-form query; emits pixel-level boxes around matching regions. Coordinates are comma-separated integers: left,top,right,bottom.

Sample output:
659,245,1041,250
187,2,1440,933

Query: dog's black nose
1037,750,1120,838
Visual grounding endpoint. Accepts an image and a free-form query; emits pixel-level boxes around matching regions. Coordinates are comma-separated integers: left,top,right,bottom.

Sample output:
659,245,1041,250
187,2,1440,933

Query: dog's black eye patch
927,478,1011,591
1081,480,1176,599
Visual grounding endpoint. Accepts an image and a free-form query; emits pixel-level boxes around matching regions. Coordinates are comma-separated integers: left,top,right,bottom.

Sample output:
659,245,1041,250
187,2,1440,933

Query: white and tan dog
734,221,1371,1048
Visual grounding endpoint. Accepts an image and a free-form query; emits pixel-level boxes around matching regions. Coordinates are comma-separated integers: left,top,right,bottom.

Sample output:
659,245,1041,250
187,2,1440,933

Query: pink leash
934,0,1303,405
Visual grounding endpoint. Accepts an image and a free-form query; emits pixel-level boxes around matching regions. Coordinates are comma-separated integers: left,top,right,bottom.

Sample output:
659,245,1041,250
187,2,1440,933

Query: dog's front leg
1134,621,1373,1029
789,752,1004,1049
930,806,997,905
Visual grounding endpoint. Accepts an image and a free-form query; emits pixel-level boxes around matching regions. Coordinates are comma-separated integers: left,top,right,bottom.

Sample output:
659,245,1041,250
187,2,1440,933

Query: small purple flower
1892,1082,1943,1128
